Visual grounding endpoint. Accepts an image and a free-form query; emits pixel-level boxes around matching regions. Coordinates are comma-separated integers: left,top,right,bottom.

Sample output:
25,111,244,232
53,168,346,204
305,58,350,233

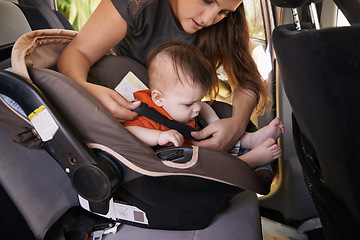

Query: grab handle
156,147,193,163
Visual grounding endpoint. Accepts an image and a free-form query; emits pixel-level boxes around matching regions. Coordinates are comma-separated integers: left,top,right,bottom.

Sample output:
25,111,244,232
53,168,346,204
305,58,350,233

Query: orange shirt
123,90,197,146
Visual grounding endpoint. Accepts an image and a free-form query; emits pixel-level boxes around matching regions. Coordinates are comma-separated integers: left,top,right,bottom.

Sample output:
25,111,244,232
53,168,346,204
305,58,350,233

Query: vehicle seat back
273,20,360,240
0,0,73,70
0,1,32,46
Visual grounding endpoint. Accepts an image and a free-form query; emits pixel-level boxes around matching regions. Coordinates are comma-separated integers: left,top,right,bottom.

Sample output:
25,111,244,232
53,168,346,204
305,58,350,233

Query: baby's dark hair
147,41,219,99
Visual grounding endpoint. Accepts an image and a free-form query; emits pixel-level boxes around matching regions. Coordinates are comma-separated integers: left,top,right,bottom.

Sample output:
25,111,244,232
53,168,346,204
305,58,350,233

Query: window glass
243,0,266,40
337,9,350,27
57,0,100,31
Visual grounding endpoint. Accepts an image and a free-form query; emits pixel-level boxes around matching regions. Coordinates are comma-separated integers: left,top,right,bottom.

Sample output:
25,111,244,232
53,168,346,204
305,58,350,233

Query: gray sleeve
110,0,151,34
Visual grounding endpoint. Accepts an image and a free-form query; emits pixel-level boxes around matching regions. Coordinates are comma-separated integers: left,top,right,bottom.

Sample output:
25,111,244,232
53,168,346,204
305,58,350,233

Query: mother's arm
191,88,256,151
57,0,140,122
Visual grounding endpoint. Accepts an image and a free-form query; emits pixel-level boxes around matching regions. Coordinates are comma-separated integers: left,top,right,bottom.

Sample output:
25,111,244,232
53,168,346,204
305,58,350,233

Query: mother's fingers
110,93,141,122
191,118,243,151
191,123,217,141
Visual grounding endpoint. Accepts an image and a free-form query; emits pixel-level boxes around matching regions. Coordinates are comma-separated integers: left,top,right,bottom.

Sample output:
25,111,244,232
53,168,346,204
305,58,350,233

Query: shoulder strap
18,0,65,29
133,102,206,141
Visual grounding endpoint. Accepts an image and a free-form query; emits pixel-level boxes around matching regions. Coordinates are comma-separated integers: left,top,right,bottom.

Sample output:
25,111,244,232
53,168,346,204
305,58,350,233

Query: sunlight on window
57,0,101,31
244,0,266,40
252,45,272,81
337,10,350,27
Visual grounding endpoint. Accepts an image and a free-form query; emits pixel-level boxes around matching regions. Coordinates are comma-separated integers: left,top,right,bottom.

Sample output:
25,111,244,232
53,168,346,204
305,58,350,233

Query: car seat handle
155,147,194,163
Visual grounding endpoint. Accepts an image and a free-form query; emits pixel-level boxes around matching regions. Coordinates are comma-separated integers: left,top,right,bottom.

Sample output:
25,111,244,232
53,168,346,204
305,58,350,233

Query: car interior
0,0,359,239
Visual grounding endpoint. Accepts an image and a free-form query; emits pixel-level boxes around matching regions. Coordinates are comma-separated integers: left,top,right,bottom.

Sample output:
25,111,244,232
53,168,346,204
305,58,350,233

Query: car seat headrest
271,0,322,8
11,29,115,81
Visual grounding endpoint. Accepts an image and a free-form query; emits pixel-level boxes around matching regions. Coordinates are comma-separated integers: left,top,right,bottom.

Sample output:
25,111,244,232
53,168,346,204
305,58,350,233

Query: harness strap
133,102,208,141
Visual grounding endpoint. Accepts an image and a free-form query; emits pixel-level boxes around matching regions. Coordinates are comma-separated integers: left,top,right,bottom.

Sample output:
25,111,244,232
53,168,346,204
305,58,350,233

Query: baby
123,41,284,168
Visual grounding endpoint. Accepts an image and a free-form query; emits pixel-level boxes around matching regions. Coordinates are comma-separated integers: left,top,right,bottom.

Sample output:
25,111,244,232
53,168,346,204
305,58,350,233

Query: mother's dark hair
196,3,269,113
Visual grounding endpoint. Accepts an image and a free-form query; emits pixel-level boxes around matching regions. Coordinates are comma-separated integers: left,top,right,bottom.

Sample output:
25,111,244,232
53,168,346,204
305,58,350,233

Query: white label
28,105,59,142
115,71,148,101
114,202,149,225
78,195,148,226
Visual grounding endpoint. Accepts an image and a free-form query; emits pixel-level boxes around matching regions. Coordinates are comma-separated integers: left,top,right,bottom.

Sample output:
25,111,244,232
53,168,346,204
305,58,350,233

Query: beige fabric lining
87,143,235,186
160,146,199,169
11,29,77,81
11,29,115,81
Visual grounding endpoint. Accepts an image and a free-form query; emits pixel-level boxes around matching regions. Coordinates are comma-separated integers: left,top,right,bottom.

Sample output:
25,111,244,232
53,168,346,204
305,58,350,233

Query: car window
57,0,100,31
337,9,350,26
244,0,266,41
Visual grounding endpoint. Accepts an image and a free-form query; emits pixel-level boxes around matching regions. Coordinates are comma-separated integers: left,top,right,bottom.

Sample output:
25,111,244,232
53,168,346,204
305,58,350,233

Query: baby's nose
193,106,201,113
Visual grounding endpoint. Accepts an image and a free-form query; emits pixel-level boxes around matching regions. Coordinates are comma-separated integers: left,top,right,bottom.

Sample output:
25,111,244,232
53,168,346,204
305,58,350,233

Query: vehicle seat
0,0,73,70
271,0,360,238
0,0,31,46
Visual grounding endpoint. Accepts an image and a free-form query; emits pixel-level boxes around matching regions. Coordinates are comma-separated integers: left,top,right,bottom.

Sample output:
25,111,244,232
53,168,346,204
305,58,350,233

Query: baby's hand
158,130,184,147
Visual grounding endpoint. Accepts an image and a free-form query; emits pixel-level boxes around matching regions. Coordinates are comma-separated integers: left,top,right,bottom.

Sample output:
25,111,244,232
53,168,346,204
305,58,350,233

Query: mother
57,0,268,151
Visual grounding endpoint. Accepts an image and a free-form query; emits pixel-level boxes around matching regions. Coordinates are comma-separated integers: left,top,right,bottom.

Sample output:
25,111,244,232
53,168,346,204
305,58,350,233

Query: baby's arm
125,126,184,147
200,102,220,124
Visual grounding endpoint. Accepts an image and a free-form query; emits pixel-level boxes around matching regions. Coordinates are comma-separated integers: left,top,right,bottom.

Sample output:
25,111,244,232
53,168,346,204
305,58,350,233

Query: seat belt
133,102,208,141
44,206,119,240
18,0,65,29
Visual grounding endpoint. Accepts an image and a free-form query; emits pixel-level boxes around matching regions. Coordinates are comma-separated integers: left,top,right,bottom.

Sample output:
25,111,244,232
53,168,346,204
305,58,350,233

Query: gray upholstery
0,125,79,239
0,124,262,239
0,1,32,45
104,191,261,240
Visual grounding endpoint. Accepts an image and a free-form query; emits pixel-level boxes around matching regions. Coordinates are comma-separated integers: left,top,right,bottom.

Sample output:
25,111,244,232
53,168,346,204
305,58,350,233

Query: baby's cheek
173,113,188,123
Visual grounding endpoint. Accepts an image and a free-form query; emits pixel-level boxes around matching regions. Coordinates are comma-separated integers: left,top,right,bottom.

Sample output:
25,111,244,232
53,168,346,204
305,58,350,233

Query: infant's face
161,81,205,123
149,54,206,123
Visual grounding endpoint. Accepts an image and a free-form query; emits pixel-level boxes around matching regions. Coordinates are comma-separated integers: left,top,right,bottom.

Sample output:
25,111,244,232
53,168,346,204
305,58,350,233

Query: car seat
3,26,271,232
0,1,265,239
271,0,360,239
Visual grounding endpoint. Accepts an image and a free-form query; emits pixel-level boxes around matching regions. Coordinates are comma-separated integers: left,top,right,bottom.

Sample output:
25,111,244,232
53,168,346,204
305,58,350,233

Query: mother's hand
84,82,141,122
191,117,247,152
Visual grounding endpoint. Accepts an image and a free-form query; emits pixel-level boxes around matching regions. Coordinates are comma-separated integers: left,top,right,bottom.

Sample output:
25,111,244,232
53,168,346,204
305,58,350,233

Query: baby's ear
151,90,164,107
